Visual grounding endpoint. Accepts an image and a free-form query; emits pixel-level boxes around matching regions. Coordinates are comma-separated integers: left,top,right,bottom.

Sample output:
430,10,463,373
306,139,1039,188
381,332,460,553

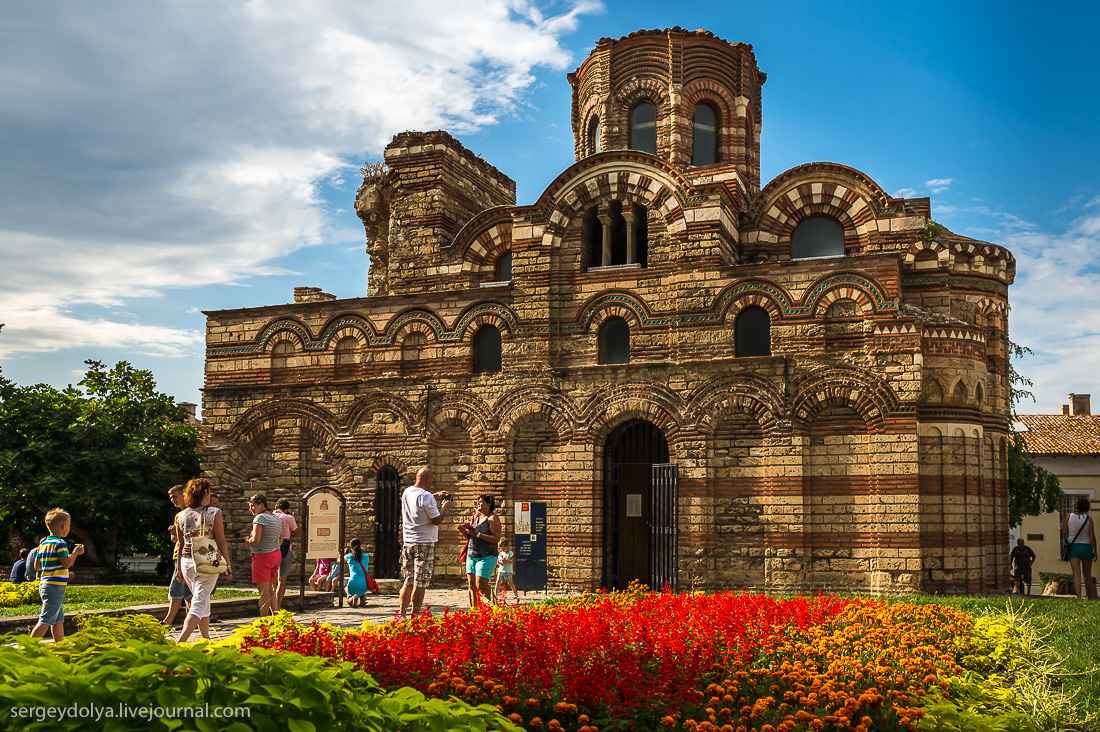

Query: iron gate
374,467,403,579
651,463,679,593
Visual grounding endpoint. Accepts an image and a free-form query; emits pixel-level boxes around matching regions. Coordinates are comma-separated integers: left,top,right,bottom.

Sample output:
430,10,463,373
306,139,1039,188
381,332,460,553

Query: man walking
1010,538,1036,595
398,467,452,618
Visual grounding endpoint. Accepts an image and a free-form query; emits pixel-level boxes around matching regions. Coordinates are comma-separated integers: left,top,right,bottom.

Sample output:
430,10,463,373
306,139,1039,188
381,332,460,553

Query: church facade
202,28,1014,594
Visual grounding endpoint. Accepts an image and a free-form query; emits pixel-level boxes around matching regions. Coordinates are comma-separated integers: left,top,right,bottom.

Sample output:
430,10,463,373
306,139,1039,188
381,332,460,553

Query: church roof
1014,414,1100,455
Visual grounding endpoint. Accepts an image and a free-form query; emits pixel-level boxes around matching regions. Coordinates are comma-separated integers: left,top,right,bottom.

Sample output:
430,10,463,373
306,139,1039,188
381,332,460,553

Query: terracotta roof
1015,414,1100,455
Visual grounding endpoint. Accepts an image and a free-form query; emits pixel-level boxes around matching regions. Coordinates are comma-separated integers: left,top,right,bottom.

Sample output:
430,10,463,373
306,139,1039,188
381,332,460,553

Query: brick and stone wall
201,28,1014,596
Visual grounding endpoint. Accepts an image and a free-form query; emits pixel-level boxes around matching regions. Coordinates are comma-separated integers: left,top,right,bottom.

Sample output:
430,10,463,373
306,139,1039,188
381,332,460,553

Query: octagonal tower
568,27,766,192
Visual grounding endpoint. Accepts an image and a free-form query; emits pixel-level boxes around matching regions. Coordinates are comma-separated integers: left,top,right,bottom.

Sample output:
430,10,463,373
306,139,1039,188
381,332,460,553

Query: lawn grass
896,594,1100,724
0,584,256,618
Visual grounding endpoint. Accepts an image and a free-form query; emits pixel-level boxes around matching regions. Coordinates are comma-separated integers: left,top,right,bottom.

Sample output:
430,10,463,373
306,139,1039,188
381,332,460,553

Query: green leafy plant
0,581,39,608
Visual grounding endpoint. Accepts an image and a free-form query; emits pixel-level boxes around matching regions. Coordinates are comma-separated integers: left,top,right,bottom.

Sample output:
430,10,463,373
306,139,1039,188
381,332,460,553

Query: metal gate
651,463,679,592
374,467,403,579
603,420,675,591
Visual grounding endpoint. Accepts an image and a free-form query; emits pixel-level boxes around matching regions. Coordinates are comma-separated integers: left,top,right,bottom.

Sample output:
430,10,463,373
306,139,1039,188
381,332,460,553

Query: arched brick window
495,252,512,282
630,102,657,154
473,325,502,373
270,341,294,384
735,307,771,357
587,115,601,155
585,202,648,269
692,103,718,166
333,336,359,380
598,317,630,364
793,216,844,259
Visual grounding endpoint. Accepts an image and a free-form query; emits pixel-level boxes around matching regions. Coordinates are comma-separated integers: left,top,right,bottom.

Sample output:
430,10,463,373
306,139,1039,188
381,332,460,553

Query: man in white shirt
399,467,452,617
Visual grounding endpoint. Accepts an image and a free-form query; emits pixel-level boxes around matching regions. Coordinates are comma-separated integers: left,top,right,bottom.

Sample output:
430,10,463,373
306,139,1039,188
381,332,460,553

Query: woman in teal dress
344,538,370,607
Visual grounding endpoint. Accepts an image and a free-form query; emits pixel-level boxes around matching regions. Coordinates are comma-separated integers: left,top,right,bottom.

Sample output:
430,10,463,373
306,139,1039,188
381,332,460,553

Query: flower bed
230,586,1035,732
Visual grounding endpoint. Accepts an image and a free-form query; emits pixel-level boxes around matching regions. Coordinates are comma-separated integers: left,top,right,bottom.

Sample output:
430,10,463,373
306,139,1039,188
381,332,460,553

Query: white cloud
0,0,598,358
893,187,919,198
943,197,1100,413
926,178,953,194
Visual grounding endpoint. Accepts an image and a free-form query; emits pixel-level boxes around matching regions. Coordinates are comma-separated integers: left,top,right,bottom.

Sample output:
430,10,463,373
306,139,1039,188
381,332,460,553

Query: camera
439,492,452,503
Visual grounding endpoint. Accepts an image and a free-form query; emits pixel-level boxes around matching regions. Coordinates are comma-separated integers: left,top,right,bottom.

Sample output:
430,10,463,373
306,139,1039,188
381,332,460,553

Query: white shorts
180,558,221,619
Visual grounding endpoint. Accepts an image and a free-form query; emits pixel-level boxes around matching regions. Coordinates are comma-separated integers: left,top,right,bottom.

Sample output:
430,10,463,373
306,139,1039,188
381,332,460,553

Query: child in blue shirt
29,508,84,642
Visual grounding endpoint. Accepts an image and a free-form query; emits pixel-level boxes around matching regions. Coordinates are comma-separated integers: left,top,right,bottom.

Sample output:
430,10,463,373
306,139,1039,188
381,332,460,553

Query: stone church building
202,28,1015,595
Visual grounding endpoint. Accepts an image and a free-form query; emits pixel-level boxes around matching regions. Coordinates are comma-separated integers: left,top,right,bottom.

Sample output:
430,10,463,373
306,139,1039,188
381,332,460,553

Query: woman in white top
1061,496,1097,600
175,478,232,642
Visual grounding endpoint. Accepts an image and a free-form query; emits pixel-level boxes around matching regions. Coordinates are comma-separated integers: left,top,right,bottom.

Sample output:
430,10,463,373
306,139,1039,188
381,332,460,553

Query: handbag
457,512,477,564
280,538,291,557
1060,514,1090,562
352,555,380,594
188,507,225,575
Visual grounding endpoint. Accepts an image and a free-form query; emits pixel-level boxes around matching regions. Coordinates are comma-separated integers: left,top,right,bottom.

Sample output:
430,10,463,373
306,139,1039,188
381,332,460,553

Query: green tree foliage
0,360,200,565
1007,340,1063,528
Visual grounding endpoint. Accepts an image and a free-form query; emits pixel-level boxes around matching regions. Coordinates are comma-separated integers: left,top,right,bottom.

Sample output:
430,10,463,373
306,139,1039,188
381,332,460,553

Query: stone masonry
202,28,1014,595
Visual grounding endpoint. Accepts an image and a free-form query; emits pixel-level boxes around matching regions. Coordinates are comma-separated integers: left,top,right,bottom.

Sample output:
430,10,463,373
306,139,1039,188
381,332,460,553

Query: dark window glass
692,103,718,166
792,216,845,259
630,102,657,154
473,325,502,373
599,317,630,364
588,116,601,154
495,253,512,281
736,307,771,357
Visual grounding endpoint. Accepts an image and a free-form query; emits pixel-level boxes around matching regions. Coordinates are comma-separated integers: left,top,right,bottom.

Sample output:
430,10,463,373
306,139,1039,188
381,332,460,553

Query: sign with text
515,501,547,563
305,490,344,560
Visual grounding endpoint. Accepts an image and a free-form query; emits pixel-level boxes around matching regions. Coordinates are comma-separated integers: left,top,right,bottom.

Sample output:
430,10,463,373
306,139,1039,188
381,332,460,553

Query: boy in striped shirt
29,508,84,641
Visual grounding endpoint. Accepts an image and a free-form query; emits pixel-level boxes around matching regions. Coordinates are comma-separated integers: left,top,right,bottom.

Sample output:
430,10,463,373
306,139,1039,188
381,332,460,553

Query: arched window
598,317,630,364
629,102,657,154
792,216,845,259
692,103,718,166
473,325,502,373
735,307,771,357
401,332,426,374
587,115,601,155
495,252,512,282
270,341,294,383
586,202,648,269
333,336,359,380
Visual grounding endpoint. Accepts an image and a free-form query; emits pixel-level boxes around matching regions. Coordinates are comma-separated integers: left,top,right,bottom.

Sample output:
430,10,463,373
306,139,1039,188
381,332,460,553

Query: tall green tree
1006,339,1063,527
0,360,201,564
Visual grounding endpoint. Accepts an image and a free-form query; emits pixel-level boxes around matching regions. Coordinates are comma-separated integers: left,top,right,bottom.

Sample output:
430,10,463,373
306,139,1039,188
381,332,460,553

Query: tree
1006,339,1063,528
0,360,201,565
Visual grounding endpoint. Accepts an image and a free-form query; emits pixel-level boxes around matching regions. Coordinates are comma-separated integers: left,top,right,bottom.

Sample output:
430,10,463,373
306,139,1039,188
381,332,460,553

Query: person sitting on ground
309,558,336,591
344,539,370,608
9,548,28,583
24,538,45,583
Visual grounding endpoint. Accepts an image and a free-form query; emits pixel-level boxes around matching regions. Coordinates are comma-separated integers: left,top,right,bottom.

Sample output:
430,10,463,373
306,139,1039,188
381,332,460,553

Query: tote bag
187,508,225,575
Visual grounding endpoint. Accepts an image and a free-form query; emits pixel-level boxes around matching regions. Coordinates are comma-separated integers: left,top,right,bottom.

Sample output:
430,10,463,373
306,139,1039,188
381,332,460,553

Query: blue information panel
513,501,547,591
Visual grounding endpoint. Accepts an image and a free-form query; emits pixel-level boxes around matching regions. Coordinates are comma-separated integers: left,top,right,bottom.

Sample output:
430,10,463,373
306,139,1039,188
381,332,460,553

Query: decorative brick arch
714,278,793,322
495,386,577,445
581,382,688,447
578,96,605,156
686,373,784,435
380,308,447,345
257,317,312,353
317,314,375,349
680,79,739,165
745,163,891,256
611,77,672,153
904,239,951,268
365,456,409,479
344,392,419,437
577,289,652,333
789,366,900,433
803,272,893,317
451,207,513,273
540,159,689,254
426,390,493,443
453,302,520,340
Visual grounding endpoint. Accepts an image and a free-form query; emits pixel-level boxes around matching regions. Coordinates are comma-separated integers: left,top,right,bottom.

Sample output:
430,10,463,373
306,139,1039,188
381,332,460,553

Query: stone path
170,586,559,642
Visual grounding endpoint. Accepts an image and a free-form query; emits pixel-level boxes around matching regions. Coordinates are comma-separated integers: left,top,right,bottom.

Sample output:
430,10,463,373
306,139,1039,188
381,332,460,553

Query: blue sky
1,0,1098,415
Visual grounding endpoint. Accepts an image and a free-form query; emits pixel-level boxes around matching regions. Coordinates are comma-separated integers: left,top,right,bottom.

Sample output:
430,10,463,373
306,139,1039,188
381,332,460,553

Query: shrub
0,616,518,732
0,581,39,608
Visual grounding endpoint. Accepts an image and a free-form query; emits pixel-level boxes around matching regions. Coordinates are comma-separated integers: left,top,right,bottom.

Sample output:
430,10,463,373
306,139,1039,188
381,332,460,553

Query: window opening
735,307,771,357
334,336,359,380
630,102,657,154
692,103,718,166
792,216,844,259
599,317,630,364
495,253,512,282
271,341,294,383
473,325,502,373
588,116,601,155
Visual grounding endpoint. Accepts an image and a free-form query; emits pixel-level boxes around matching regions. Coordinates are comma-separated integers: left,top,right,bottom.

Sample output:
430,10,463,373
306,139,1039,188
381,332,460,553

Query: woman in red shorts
245,494,284,616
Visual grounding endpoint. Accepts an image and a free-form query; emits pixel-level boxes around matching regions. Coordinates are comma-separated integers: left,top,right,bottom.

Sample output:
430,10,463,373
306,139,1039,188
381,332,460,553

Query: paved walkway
170,587,560,642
